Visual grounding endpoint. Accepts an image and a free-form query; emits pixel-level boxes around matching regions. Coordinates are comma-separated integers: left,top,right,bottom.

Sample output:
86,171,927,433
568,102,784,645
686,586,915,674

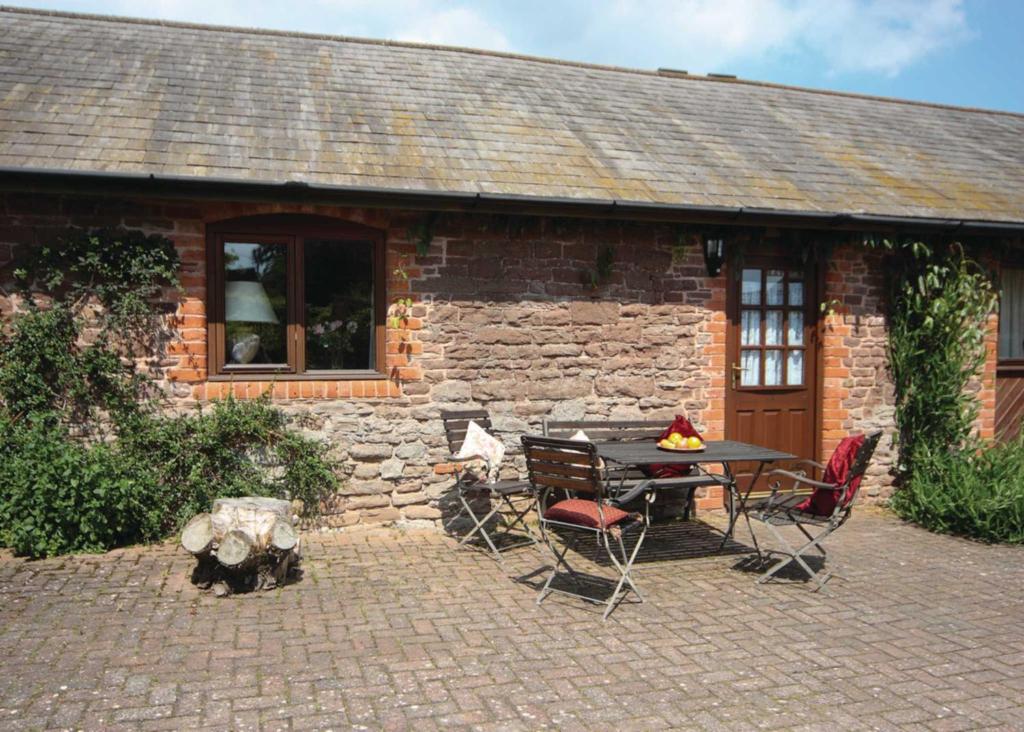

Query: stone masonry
0,192,999,524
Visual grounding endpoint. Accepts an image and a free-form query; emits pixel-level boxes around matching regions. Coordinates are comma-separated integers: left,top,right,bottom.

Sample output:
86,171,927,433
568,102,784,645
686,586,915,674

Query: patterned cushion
455,420,505,483
543,498,630,529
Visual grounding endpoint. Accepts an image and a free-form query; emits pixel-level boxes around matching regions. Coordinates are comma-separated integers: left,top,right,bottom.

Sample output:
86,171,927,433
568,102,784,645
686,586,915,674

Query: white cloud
36,0,970,77
604,0,971,76
393,6,510,50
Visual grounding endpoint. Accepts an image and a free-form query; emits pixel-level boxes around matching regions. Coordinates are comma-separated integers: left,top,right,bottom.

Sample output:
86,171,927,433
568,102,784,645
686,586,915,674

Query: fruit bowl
656,443,706,453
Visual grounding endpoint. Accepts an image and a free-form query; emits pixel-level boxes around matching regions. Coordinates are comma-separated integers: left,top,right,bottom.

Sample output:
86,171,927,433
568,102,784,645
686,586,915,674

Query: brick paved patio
1,511,1023,731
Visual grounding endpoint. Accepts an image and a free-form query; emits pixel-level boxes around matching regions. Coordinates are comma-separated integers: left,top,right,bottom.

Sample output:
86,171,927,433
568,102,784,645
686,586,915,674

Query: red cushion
795,434,866,516
543,498,631,529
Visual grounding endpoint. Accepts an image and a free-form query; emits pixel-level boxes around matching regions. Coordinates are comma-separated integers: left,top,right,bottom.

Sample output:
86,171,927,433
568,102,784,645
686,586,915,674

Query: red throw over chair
747,431,882,591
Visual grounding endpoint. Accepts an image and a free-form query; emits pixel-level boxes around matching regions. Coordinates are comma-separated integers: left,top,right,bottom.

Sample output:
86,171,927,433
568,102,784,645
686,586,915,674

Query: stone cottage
1,7,1023,527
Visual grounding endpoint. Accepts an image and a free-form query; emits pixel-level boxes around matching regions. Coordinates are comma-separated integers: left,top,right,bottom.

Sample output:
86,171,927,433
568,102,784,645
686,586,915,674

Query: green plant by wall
890,434,1024,544
1,227,339,558
877,239,997,480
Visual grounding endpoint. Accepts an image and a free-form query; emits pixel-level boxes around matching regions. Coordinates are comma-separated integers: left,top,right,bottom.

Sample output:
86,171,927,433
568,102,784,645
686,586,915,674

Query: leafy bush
880,239,997,479
1,227,340,558
891,437,1024,544
0,398,337,558
0,417,160,557
118,396,338,535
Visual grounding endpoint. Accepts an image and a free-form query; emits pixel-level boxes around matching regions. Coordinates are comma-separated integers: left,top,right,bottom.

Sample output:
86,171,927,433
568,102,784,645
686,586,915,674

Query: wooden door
726,252,819,490
997,266,1024,441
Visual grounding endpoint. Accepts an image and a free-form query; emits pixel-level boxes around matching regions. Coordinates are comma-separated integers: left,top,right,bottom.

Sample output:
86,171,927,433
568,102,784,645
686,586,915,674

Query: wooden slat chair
542,418,722,520
522,435,657,621
747,431,883,592
440,410,537,564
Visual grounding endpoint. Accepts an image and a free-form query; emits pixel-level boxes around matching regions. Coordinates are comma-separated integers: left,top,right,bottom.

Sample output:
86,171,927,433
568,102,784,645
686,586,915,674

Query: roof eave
2,166,1023,235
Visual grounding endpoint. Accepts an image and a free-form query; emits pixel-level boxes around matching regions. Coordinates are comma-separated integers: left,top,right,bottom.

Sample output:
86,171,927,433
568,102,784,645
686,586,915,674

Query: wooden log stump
181,513,213,556
181,497,301,595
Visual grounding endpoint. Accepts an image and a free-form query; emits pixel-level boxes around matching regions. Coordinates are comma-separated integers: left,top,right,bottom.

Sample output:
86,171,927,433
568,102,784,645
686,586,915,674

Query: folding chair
522,435,656,621
747,431,882,591
440,410,537,564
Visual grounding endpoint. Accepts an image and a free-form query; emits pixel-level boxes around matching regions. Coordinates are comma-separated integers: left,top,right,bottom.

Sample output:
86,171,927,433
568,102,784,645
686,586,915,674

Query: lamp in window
225,281,279,364
702,232,726,277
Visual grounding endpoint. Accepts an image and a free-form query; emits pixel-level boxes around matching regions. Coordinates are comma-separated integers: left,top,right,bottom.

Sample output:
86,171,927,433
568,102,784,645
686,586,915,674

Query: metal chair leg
758,521,833,592
537,523,581,605
455,491,504,560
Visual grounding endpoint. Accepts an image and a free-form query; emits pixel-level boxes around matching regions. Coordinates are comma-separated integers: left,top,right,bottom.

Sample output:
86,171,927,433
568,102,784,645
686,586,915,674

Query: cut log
211,497,291,551
184,497,302,595
270,519,298,553
216,528,255,569
181,513,214,556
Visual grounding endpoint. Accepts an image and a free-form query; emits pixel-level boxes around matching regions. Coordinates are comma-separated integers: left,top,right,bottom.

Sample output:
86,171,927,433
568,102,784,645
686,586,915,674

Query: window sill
208,370,389,382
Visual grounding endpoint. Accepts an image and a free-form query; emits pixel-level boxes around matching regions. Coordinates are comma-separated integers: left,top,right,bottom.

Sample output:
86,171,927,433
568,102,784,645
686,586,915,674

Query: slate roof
2,6,1023,223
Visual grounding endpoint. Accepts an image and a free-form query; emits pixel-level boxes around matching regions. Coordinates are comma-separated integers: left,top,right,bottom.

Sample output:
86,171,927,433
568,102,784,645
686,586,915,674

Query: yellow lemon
669,432,684,445
659,439,674,449
686,436,703,449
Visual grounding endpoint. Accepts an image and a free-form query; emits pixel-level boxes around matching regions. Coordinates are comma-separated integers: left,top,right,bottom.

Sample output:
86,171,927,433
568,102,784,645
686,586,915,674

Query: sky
11,0,1024,113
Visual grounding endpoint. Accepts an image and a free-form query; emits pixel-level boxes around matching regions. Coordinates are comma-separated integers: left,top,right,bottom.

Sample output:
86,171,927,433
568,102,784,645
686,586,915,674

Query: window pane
741,269,761,305
999,269,1024,359
305,239,375,370
766,270,784,305
741,310,761,346
765,311,783,345
224,242,288,365
787,350,804,385
740,349,760,386
765,351,782,385
788,310,804,345
788,281,804,306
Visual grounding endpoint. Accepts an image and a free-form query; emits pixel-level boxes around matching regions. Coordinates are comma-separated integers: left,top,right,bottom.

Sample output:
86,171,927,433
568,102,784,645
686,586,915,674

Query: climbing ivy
873,237,997,480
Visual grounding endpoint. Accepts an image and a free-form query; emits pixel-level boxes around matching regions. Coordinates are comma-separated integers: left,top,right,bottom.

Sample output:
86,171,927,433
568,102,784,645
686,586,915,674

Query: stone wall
820,243,898,499
0,191,956,522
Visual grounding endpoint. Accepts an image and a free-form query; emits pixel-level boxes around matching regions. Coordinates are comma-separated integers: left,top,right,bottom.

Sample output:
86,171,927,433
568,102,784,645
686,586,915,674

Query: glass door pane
787,350,804,385
742,269,762,305
741,349,761,386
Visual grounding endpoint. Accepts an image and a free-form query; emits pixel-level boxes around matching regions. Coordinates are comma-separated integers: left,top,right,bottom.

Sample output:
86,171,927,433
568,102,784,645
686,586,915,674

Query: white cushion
456,420,505,483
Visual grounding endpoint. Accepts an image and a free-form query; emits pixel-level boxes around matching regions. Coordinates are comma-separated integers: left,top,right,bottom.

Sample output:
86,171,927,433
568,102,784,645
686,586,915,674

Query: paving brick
1,512,1023,730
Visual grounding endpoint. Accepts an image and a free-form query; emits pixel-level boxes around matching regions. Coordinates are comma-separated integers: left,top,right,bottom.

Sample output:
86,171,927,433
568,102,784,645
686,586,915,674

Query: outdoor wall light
702,232,726,277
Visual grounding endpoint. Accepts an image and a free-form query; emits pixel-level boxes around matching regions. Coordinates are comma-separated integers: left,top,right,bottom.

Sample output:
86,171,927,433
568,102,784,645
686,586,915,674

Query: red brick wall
1,191,1002,520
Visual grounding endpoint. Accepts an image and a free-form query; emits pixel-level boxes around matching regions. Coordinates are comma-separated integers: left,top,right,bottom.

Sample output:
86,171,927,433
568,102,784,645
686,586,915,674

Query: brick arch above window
206,214,387,380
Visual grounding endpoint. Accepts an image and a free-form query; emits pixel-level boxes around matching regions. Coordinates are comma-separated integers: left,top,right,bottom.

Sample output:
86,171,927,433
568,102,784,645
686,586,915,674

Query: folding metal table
594,440,795,547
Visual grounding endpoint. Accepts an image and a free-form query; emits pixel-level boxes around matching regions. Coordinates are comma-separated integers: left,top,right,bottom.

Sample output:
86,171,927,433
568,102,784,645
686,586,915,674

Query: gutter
2,166,1023,235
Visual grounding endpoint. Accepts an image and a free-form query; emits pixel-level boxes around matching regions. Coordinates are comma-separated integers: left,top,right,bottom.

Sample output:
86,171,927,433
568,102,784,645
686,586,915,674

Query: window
207,215,386,378
999,268,1024,363
738,268,807,387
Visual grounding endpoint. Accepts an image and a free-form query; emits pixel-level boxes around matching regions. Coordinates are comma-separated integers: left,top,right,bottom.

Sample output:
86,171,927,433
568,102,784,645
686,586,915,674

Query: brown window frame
206,214,387,381
999,263,1024,374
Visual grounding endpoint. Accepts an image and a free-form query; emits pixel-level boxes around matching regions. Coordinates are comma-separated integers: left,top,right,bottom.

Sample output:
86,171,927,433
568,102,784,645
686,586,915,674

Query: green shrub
0,416,161,557
881,240,997,478
118,396,338,536
891,437,1024,544
0,398,338,558
1,227,340,559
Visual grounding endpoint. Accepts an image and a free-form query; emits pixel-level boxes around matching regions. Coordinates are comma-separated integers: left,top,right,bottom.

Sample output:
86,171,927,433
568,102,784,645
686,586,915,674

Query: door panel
997,267,1024,441
726,251,819,492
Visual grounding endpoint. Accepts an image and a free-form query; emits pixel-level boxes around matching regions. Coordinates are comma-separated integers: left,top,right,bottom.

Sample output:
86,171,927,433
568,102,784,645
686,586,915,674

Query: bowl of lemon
657,432,705,452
